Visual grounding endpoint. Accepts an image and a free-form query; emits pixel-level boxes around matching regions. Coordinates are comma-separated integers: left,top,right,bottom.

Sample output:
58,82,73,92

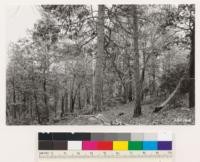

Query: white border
0,0,200,162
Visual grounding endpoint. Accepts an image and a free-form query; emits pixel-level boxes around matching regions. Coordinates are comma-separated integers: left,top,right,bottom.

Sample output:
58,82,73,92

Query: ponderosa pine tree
131,5,142,117
93,5,105,112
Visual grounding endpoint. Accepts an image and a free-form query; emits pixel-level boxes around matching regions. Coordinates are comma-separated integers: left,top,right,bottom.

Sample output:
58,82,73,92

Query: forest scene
6,4,195,125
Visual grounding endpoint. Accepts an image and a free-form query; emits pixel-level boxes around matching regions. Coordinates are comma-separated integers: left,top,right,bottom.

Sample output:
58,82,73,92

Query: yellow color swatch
113,141,128,150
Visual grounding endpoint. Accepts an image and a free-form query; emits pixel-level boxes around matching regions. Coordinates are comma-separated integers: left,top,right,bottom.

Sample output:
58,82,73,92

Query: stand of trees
6,4,195,124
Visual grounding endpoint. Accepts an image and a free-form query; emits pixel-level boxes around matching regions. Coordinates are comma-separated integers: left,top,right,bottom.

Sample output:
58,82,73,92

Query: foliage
6,4,194,124
159,63,189,94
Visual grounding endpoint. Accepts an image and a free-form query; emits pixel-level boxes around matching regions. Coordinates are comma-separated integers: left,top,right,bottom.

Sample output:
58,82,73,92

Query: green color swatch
128,141,143,150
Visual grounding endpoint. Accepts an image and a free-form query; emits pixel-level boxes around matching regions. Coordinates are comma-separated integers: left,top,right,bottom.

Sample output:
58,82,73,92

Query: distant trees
32,15,60,122
6,4,195,124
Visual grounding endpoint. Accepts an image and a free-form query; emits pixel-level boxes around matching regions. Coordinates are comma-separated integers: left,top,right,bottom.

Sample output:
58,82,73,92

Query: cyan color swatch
143,141,158,150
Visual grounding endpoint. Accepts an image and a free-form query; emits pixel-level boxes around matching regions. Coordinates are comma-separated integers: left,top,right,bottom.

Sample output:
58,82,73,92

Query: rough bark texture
132,5,142,117
93,5,104,112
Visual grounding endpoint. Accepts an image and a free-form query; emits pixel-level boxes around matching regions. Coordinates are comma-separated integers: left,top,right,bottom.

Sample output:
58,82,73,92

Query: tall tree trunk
69,75,76,113
64,91,68,112
128,76,133,102
122,51,128,103
123,84,128,103
43,76,49,122
87,88,90,105
189,27,195,108
93,5,104,112
84,86,88,108
22,93,27,120
151,55,156,99
132,5,142,117
34,91,41,124
141,50,146,101
68,89,71,113
54,95,58,118
31,63,41,124
70,96,75,113
126,49,133,102
77,87,82,109
12,76,17,119
60,96,64,117
29,97,33,122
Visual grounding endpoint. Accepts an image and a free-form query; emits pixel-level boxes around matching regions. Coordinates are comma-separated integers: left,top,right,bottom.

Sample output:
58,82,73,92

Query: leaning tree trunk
189,27,195,108
132,5,142,117
154,78,183,113
93,5,104,112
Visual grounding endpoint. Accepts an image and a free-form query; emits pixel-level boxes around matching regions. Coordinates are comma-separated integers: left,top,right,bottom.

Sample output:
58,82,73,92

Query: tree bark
12,76,17,119
141,50,146,101
132,5,142,117
54,95,58,118
70,96,75,113
189,27,195,108
151,55,157,99
64,91,68,112
93,5,104,112
60,96,64,117
123,84,128,103
43,74,49,122
127,54,133,102
31,63,41,124
84,85,90,107
78,88,81,109
34,91,41,124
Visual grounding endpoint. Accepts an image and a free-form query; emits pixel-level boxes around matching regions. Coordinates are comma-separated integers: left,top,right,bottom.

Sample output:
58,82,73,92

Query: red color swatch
96,141,113,150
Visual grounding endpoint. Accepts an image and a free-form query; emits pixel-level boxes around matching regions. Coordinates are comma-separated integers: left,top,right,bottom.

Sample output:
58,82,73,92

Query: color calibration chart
38,132,173,162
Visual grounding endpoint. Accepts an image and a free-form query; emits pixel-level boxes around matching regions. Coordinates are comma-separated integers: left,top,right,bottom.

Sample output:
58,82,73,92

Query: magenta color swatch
82,141,97,150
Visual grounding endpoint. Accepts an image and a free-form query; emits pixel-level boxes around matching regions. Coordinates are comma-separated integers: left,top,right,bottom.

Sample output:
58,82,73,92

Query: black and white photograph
6,4,195,125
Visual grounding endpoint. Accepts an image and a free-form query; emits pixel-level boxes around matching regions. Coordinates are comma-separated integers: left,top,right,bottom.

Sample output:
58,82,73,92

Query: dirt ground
55,101,195,125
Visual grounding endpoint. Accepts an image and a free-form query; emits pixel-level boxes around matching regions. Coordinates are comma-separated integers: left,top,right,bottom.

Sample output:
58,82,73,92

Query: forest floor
55,98,195,125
